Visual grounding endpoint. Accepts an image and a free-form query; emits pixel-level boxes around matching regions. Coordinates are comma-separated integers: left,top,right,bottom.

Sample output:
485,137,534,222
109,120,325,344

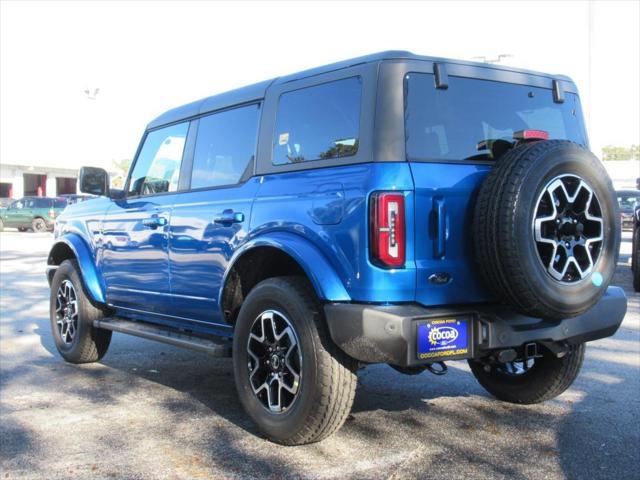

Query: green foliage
110,158,132,189
602,145,639,161
319,140,359,160
112,158,133,174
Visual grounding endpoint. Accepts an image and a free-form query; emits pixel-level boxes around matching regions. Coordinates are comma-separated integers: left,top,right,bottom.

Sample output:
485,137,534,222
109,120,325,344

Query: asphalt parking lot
0,230,638,480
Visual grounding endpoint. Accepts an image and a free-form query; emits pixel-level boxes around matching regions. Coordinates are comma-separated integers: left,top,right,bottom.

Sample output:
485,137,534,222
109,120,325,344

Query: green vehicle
0,196,67,232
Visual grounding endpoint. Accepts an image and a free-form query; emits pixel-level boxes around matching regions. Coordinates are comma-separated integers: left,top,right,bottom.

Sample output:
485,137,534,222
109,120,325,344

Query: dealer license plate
416,318,471,360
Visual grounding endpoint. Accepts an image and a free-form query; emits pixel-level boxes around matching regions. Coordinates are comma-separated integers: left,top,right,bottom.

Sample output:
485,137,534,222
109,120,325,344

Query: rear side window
404,73,587,162
128,122,189,196
191,104,260,189
54,199,67,208
272,77,361,165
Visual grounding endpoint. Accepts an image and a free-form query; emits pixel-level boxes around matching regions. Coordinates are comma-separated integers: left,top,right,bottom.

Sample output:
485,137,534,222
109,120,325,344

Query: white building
0,163,80,199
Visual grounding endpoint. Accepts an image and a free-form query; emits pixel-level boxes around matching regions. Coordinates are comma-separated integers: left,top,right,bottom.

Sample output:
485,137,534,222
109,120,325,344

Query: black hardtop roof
147,50,575,130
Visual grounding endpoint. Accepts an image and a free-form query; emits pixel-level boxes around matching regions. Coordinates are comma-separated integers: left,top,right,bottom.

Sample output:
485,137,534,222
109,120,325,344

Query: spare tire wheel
473,140,619,319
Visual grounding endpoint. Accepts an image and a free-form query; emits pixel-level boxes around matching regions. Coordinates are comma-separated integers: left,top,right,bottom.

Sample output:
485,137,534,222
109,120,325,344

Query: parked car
58,193,95,205
616,189,640,230
633,205,640,292
46,51,626,445
0,196,67,232
0,197,12,208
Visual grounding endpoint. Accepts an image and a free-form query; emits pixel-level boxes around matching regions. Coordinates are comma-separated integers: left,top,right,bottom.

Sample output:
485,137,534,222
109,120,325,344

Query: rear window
272,77,361,165
404,74,587,162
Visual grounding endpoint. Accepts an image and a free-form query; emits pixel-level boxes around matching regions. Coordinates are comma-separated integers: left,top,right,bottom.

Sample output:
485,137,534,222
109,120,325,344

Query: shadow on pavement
1,233,638,478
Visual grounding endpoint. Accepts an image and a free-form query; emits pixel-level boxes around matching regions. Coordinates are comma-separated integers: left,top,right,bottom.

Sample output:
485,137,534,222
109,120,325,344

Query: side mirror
79,167,110,196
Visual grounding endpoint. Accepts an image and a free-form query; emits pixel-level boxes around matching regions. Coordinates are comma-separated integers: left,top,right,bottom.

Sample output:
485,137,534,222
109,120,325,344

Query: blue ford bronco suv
47,51,627,445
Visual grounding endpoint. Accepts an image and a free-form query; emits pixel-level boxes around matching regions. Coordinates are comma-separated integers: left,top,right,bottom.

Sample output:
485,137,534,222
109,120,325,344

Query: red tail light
370,192,406,268
513,129,549,141
48,208,55,219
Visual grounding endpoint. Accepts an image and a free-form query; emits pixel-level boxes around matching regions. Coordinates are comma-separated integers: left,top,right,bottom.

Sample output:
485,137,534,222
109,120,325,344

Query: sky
1,0,639,171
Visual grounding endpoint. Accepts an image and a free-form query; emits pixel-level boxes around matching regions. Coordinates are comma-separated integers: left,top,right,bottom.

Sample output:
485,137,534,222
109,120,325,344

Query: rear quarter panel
251,162,417,303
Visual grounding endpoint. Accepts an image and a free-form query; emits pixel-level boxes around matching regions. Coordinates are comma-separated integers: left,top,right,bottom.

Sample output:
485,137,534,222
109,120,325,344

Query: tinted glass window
128,122,189,196
272,77,361,165
405,74,587,162
54,199,67,208
34,198,49,208
191,104,259,189
617,192,640,211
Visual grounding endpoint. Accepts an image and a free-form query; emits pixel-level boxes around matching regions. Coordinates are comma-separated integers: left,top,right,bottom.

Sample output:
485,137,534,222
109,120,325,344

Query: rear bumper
324,286,627,367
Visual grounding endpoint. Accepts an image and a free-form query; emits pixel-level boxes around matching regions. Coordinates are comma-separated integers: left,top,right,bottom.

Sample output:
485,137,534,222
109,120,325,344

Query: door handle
142,216,167,229
213,210,245,225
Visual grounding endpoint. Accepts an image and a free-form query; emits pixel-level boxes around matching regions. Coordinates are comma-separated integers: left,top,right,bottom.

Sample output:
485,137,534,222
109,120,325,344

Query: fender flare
219,231,351,308
48,234,106,304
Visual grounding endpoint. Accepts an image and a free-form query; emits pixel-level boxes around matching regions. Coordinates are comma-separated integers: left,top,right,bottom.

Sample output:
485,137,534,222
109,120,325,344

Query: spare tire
473,140,619,319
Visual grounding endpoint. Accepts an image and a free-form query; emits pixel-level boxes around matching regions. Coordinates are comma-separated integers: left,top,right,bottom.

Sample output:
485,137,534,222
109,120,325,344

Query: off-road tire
50,259,112,363
468,343,585,404
233,276,357,445
32,217,47,233
473,140,619,319
18,227,28,232
0,218,3,231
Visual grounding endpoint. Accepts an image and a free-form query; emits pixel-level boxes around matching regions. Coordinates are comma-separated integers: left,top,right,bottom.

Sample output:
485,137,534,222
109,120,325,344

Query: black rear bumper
324,286,627,367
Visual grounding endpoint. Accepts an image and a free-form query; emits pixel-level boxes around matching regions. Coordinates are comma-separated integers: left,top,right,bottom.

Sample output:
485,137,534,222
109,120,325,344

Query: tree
111,158,132,188
601,145,639,161
112,158,132,174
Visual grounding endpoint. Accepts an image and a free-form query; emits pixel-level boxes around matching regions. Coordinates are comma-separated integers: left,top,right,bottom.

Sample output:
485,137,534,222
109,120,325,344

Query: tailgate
410,162,493,307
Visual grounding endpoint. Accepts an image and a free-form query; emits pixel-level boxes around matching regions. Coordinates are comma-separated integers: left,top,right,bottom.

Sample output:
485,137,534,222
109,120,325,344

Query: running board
94,317,232,357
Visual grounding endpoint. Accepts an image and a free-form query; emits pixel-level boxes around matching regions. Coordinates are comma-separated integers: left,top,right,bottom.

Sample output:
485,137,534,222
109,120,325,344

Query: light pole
84,87,100,100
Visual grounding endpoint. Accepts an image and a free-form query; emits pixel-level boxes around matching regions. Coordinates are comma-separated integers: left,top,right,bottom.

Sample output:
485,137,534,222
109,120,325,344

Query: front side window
128,122,189,196
272,77,361,165
191,104,260,189
404,73,587,162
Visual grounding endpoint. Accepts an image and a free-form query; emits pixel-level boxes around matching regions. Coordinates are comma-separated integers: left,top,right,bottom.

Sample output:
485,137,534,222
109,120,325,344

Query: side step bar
94,317,232,357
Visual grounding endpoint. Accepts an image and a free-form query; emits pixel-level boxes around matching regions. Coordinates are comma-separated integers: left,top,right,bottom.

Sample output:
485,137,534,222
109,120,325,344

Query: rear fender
47,234,106,304
219,232,351,309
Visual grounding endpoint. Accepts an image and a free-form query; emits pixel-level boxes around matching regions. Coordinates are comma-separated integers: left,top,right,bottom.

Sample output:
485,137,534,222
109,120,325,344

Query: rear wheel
18,227,28,232
468,343,585,404
0,218,3,231
50,260,112,363
233,276,357,445
32,217,47,233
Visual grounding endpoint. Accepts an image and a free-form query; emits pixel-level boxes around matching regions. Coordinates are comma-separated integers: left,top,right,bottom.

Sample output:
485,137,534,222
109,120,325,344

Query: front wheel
233,276,357,445
468,343,585,404
50,260,112,363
